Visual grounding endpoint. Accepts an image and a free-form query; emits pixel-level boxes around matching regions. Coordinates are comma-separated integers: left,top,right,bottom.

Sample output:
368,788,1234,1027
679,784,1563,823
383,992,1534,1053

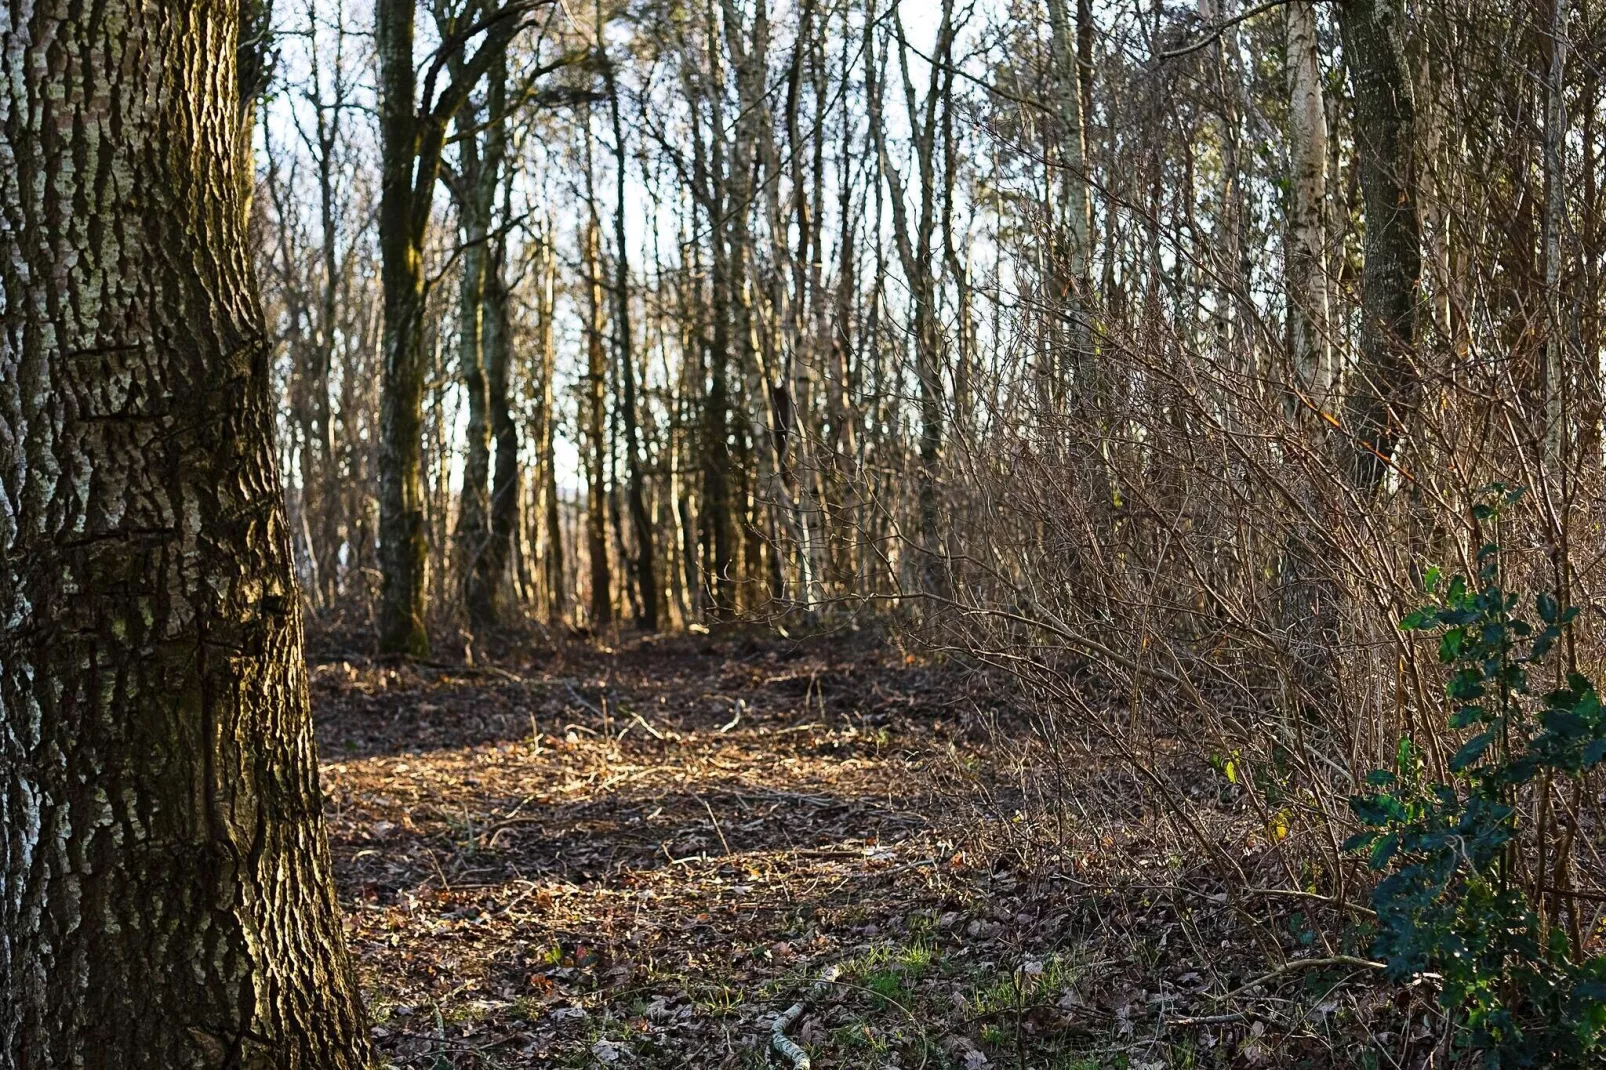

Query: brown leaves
312,631,1393,1068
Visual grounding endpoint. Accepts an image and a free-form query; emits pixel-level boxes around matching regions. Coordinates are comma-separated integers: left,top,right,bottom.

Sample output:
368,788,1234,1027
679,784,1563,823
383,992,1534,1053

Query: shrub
1349,498,1606,1067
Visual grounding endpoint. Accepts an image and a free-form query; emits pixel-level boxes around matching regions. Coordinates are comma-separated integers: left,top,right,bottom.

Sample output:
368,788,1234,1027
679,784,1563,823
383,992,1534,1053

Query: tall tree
867,0,956,575
1286,0,1333,414
1048,0,1092,386
1337,0,1420,490
481,74,521,630
683,6,737,618
582,141,615,627
1543,0,1570,469
533,225,570,624
604,46,660,631
448,49,512,632
376,0,530,655
0,3,372,1064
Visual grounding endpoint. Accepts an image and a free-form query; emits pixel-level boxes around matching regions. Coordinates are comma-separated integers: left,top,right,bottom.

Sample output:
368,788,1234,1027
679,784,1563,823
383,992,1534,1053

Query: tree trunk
1543,0,1569,471
1337,0,1420,491
1280,0,1341,702
0,4,373,1066
688,28,736,619
1286,0,1333,413
605,58,659,631
455,54,515,634
454,89,493,632
375,0,518,653
376,0,432,654
535,229,569,625
1048,0,1092,390
307,5,349,610
484,223,519,628
870,0,953,582
583,212,614,629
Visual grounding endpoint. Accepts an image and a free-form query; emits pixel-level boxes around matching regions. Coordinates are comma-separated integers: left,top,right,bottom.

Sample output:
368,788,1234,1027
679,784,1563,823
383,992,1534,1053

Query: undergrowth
1349,490,1606,1067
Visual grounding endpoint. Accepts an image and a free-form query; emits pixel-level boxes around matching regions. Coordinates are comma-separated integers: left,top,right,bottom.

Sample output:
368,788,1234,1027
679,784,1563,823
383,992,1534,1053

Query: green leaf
1449,731,1495,774
1351,793,1406,827
1342,831,1377,853
1401,607,1437,631
1538,592,1559,624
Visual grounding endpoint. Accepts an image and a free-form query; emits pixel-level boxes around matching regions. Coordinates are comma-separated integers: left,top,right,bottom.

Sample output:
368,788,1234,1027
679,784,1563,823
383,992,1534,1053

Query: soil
312,629,1412,1069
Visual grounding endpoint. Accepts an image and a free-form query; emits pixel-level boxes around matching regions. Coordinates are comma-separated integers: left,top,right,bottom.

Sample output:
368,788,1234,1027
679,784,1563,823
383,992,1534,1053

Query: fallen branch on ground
772,966,842,1070
1218,956,1386,1001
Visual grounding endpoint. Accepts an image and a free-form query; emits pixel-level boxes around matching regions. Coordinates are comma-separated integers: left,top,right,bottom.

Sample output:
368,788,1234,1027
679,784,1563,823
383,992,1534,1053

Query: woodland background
248,0,1606,1064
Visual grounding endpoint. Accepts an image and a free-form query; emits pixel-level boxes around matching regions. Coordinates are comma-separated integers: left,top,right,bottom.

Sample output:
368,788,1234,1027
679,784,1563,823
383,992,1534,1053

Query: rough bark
0,4,372,1066
1337,0,1421,491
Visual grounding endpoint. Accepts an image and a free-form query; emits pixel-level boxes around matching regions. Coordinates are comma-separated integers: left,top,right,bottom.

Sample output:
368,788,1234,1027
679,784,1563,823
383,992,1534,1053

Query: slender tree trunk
483,166,520,629
1544,0,1569,471
583,211,614,629
377,0,432,654
536,230,569,625
454,92,493,630
309,1,348,609
375,0,517,653
605,58,659,631
0,4,372,1065
1337,0,1420,491
721,0,768,614
869,0,953,584
1580,19,1602,469
1286,0,1333,413
458,57,514,632
689,25,736,619
1048,0,1092,390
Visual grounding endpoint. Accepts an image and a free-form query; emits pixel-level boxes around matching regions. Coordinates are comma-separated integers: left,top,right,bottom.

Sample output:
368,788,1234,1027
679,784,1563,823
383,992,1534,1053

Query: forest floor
310,627,1411,1070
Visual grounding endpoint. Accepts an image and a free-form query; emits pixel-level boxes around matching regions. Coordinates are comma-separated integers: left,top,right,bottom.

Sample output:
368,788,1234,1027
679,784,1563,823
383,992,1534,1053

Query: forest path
314,629,1005,1068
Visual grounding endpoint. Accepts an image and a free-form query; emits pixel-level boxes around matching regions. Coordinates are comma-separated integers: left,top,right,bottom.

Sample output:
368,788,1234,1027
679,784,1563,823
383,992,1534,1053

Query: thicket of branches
259,0,1606,985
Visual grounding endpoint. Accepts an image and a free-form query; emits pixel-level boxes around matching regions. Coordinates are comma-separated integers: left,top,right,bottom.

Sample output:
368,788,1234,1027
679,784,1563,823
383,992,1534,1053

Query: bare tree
1337,0,1420,490
376,0,534,654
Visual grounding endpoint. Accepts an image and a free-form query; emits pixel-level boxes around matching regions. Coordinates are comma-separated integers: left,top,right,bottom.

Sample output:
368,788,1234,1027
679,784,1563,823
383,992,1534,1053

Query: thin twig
1217,956,1385,1001
698,795,733,856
